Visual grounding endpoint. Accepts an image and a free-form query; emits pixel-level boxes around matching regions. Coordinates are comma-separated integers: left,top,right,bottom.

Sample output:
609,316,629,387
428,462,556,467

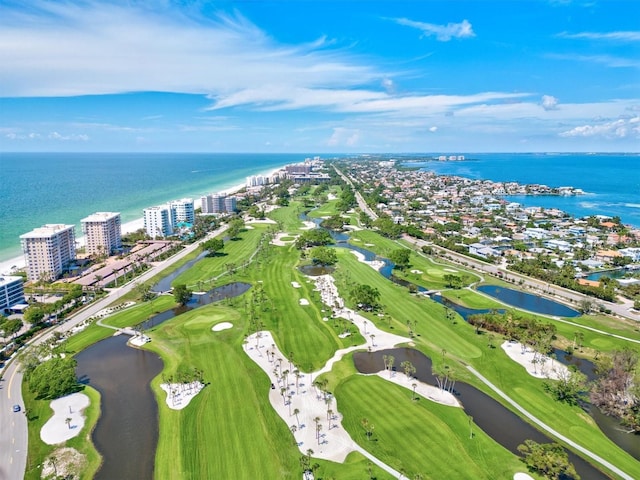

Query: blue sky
0,0,638,153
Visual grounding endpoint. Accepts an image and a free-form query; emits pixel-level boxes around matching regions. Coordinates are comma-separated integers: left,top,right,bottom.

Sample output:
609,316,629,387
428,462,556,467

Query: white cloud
559,116,640,138
6,131,88,141
6,132,42,140
393,18,475,41
557,31,640,42
546,53,640,68
48,132,89,141
541,95,559,111
327,127,360,147
429,126,438,132
0,2,378,98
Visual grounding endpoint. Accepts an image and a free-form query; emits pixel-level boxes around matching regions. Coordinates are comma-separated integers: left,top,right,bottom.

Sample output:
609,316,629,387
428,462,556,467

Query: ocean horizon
1,152,638,267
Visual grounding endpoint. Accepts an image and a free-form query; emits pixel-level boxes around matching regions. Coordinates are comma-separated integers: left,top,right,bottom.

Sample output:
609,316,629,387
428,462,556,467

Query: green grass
23,385,102,480
337,374,523,479
146,303,394,479
267,201,306,232
172,224,267,287
241,244,365,371
307,199,341,218
148,304,302,479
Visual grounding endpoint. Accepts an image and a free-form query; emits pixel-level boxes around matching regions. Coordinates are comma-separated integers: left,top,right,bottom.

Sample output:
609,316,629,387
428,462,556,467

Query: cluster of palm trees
160,369,205,407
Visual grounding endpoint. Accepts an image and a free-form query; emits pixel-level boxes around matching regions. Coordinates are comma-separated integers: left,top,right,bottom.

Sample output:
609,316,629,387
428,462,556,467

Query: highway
0,225,227,479
0,362,26,480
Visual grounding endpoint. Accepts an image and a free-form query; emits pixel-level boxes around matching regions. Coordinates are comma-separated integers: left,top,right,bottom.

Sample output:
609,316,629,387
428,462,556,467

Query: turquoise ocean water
407,153,640,229
0,153,307,262
1,152,638,264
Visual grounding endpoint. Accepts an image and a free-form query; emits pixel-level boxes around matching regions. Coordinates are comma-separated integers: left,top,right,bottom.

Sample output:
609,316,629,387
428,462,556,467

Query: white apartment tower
143,206,173,239
20,224,76,282
169,198,195,224
0,276,25,313
81,212,122,256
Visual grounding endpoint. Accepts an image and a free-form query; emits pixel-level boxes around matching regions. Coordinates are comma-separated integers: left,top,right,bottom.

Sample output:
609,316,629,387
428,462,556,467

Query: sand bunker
161,382,205,410
299,298,310,306
291,281,301,288
502,341,569,380
212,322,233,331
41,392,90,445
349,250,385,271
410,269,423,274
514,473,535,480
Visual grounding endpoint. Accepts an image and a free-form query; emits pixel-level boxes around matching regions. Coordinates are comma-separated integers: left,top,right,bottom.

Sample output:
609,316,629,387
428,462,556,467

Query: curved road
0,225,227,480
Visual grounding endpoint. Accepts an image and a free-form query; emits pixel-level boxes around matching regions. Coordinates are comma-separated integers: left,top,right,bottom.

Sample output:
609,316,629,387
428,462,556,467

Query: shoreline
0,165,284,276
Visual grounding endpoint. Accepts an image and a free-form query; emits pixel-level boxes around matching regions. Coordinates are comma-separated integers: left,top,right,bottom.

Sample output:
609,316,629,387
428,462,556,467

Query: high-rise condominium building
143,206,173,239
201,193,237,214
20,224,76,282
169,198,195,224
81,212,122,256
0,276,25,313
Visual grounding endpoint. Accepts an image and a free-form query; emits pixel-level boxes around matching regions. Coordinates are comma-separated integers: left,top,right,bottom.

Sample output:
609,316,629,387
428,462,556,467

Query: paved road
0,361,27,480
402,234,640,323
333,166,378,221
0,225,227,479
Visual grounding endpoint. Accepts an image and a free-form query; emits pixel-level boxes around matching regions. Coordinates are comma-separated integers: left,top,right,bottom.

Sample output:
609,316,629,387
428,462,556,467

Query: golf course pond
476,285,581,317
75,281,250,479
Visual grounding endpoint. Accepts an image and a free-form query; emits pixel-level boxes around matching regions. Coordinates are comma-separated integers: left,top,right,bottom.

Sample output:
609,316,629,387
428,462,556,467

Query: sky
0,0,638,153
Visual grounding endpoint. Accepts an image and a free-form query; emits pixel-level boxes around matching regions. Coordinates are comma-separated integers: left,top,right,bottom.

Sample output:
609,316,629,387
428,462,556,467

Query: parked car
12,404,20,412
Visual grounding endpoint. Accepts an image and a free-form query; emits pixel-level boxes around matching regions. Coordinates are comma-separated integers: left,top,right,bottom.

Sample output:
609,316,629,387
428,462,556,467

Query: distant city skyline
0,0,638,153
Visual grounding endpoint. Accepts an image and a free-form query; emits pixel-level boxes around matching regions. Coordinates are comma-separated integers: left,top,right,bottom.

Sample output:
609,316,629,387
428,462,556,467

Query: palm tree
387,355,395,377
412,383,418,401
327,409,334,429
370,333,375,346
293,408,300,427
65,417,72,429
313,416,321,441
294,369,301,394
361,417,374,440
290,425,298,446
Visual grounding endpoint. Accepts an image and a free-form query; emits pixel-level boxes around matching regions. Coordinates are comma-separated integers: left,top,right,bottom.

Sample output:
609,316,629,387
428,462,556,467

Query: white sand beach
40,392,90,445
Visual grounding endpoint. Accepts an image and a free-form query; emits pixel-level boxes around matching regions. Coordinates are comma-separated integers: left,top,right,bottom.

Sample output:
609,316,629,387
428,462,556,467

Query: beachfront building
246,175,267,188
144,206,173,239
81,212,122,257
201,193,237,214
20,224,76,282
224,196,237,213
0,276,25,313
169,198,195,224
